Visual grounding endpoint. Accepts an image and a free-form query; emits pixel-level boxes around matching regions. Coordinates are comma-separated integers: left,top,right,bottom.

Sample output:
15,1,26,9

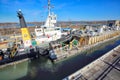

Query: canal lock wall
63,44,120,80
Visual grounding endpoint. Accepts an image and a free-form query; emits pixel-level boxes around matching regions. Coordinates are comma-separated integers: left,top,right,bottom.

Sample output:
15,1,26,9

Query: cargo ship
0,0,120,67
0,0,69,66
0,9,39,66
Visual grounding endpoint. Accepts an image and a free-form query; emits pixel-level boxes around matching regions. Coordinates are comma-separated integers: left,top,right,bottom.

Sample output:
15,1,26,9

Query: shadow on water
0,61,29,80
0,37,120,80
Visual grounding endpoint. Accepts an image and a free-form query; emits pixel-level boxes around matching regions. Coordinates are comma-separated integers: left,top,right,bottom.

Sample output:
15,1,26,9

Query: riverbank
63,44,120,80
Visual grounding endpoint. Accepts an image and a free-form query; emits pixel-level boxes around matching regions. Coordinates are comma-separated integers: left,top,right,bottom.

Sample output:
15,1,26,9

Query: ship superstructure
35,0,61,44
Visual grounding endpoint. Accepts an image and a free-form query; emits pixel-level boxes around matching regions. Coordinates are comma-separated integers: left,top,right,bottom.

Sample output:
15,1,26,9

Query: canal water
0,37,120,80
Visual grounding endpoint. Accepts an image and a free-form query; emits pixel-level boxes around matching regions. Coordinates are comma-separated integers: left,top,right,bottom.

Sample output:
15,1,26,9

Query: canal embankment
63,45,120,80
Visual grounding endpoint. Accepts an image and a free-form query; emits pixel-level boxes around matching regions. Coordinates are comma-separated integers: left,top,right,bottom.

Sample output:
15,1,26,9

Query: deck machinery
17,10,32,48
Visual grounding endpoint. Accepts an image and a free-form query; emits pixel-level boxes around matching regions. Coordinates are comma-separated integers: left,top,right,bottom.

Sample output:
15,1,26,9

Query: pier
63,45,120,80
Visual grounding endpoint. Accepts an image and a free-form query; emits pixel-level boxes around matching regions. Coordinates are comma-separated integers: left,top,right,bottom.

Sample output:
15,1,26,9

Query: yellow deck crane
17,10,32,48
69,39,79,50
10,43,18,58
9,10,32,59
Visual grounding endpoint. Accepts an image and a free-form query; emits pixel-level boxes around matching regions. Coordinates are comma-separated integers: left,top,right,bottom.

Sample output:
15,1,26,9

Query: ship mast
48,0,51,27
48,0,51,16
44,0,55,27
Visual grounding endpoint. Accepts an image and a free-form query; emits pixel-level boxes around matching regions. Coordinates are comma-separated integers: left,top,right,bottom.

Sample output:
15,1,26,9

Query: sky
0,0,120,22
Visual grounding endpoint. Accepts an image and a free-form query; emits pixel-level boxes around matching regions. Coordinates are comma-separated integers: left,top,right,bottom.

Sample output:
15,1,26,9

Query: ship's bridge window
37,30,41,32
55,28,60,30
53,17,56,20
51,17,53,20
44,27,47,29
51,16,56,20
